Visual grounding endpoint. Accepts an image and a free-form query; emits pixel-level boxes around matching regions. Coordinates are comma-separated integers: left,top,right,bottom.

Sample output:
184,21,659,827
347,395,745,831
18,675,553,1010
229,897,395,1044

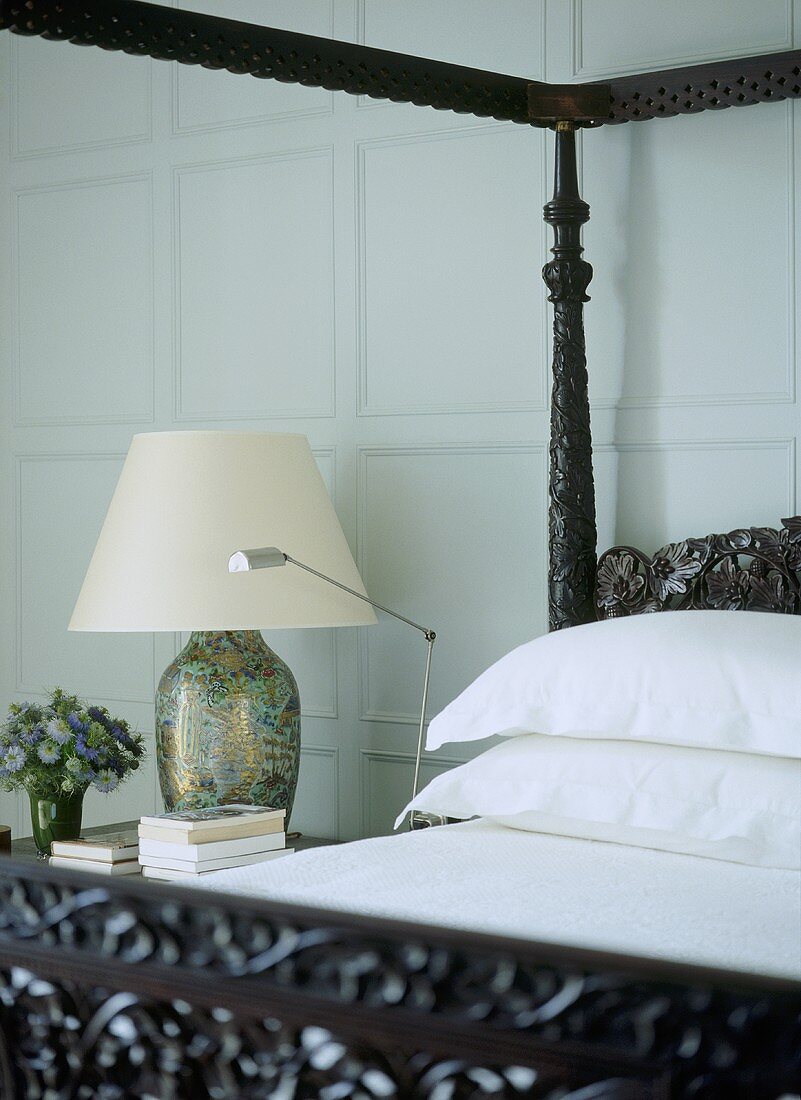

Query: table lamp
69,431,376,824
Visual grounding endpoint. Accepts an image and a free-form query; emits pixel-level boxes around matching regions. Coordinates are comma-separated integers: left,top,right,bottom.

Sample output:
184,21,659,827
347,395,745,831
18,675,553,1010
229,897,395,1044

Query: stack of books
50,830,141,875
137,804,291,881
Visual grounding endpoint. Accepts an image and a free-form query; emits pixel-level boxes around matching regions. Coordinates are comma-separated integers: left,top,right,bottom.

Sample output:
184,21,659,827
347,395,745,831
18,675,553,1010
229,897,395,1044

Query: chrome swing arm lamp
228,547,444,830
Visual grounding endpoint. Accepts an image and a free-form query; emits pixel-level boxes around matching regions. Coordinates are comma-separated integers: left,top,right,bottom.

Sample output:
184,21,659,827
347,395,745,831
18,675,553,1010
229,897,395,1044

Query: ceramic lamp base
155,631,301,821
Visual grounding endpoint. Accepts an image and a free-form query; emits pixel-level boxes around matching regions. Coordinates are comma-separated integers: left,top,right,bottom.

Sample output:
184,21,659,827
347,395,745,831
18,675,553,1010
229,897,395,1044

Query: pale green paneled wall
1,1,798,839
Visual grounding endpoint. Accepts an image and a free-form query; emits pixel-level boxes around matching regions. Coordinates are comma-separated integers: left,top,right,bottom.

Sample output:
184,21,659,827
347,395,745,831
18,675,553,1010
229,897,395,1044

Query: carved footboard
595,517,801,618
0,859,798,1099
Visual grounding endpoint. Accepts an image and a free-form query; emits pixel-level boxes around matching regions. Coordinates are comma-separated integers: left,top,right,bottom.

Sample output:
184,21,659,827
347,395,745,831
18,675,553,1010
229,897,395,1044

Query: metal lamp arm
283,554,435,642
229,547,438,827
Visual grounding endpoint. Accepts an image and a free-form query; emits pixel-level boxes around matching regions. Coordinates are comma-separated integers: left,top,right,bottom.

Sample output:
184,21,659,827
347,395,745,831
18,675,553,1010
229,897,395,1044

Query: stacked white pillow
399,611,801,869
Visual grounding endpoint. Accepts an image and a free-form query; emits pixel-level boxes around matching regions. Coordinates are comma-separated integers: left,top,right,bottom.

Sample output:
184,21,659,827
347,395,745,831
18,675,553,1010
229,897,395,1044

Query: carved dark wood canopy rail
3,0,800,629
3,0,801,127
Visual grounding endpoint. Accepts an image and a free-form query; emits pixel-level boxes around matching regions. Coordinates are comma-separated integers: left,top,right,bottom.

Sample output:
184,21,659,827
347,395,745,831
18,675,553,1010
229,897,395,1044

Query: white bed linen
197,819,801,980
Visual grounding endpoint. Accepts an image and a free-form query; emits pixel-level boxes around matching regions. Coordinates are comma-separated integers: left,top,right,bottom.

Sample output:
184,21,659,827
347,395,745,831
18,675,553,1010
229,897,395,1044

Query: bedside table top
8,819,338,864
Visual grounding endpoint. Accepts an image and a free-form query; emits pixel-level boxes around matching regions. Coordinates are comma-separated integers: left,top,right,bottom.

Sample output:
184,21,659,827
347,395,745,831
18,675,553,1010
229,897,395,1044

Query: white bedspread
198,819,801,980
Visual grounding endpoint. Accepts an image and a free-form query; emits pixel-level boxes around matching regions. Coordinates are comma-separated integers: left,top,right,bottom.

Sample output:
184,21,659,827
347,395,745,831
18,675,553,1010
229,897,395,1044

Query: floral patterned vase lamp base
69,432,376,821
0,689,144,857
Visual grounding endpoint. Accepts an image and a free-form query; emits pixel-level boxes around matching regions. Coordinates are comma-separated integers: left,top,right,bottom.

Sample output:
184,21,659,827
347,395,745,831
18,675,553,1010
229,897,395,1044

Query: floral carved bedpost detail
542,122,597,630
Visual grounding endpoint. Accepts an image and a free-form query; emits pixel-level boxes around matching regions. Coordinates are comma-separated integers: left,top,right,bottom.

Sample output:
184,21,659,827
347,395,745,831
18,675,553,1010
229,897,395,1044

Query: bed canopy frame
0,2,799,1096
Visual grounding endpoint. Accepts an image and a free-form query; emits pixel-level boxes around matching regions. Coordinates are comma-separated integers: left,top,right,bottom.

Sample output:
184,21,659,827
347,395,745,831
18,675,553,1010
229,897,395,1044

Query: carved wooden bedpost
542,122,597,630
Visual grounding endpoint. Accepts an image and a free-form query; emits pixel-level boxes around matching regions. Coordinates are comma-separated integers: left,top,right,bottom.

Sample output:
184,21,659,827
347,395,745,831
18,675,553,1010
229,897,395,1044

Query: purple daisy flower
74,734,99,763
37,740,61,765
66,712,88,735
87,706,112,728
4,744,26,772
19,725,43,746
92,768,119,793
47,718,72,745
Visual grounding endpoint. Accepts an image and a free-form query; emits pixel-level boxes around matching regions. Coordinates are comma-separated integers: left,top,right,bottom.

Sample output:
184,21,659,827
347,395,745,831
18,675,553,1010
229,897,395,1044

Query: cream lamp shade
69,431,377,632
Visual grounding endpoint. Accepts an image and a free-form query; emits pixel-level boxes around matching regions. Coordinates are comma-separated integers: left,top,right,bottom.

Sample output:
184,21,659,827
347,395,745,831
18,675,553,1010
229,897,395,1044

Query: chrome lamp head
228,547,287,572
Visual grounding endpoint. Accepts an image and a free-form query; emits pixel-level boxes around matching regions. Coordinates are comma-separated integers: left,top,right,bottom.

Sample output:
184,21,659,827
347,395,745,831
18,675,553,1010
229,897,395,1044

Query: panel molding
355,125,549,416
297,744,339,839
10,36,154,160
359,747,465,838
593,104,795,410
356,442,547,725
171,146,336,422
13,452,156,705
12,171,156,427
169,0,334,136
570,0,793,81
595,436,797,518
297,633,339,719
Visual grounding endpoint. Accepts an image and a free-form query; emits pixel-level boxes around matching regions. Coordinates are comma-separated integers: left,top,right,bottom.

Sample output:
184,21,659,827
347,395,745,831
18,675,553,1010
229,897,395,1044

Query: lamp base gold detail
155,631,300,823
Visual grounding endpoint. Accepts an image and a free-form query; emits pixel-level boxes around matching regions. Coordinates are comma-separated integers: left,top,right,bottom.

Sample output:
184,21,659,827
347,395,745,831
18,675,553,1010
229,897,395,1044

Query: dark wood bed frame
0,3,799,1096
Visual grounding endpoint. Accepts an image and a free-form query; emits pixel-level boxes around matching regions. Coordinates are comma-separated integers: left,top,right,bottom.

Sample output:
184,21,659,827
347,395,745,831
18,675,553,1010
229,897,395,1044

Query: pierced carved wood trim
595,516,801,618
592,49,801,125
0,859,799,1097
5,0,801,129
0,0,550,126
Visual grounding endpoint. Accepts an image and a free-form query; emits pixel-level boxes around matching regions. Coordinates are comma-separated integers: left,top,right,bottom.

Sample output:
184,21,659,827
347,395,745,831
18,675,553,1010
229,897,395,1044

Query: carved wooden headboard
595,517,801,619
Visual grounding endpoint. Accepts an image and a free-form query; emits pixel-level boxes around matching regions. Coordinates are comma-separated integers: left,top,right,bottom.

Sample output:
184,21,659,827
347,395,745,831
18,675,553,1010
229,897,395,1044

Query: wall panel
571,0,791,78
358,444,547,724
357,127,548,415
173,149,335,421
15,454,156,705
14,175,154,426
12,36,151,157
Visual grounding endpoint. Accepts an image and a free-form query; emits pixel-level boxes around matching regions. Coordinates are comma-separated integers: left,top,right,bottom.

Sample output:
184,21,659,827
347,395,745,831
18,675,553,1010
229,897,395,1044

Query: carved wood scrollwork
595,516,801,619
0,863,798,1097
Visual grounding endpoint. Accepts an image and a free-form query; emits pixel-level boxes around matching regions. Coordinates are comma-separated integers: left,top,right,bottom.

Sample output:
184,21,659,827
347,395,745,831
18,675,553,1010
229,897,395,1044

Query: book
51,830,139,864
139,847,291,873
141,849,293,880
49,855,141,876
138,816,284,845
138,831,285,862
139,804,284,832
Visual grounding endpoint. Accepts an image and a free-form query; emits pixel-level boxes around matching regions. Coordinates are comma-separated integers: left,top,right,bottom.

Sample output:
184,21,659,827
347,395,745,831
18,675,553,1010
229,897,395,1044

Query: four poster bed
0,2,800,1097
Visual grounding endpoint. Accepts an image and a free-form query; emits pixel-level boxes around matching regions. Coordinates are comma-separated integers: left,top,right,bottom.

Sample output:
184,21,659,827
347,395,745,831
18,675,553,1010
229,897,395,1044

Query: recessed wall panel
360,750,462,837
359,129,546,414
594,440,795,553
572,0,790,78
15,176,154,425
175,151,335,419
13,37,150,156
585,104,792,407
358,0,545,78
359,445,546,724
16,455,154,703
174,0,332,131
292,746,338,838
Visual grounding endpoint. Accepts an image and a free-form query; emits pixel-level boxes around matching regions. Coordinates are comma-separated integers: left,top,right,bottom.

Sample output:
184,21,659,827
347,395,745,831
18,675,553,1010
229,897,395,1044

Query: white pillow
400,734,801,869
426,610,801,758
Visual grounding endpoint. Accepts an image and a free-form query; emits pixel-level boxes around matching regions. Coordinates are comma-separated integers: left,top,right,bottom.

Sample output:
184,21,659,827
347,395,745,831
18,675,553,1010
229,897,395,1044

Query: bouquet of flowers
0,687,145,800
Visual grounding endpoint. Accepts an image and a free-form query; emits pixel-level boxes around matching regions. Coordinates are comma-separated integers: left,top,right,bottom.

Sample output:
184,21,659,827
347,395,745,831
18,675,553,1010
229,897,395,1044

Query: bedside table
8,819,339,864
